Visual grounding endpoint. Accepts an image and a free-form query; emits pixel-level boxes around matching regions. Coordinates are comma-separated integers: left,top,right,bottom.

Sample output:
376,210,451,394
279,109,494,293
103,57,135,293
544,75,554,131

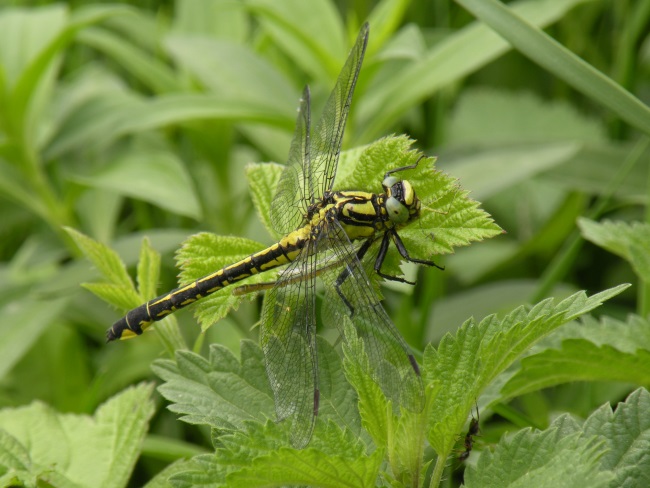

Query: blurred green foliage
0,0,649,486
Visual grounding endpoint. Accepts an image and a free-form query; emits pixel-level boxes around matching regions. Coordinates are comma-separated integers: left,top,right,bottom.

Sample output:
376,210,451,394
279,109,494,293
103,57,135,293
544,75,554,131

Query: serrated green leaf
0,429,30,471
168,421,378,488
153,339,358,441
81,282,140,311
0,384,155,488
230,445,383,488
464,416,613,488
579,218,650,282
581,388,650,488
342,323,391,447
245,162,285,240
175,233,273,329
502,340,650,399
556,314,650,354
423,286,627,457
64,227,134,290
137,237,161,301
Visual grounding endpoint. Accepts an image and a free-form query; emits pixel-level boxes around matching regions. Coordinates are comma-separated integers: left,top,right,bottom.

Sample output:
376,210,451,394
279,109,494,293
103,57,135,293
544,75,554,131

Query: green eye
386,196,409,223
382,176,399,190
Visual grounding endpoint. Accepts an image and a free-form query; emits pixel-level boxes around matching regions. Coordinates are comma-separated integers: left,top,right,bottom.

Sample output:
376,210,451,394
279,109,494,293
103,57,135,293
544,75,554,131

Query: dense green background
1,0,649,487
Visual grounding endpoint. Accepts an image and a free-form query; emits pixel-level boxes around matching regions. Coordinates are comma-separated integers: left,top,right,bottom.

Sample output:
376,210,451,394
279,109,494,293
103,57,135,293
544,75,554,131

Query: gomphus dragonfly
107,23,441,447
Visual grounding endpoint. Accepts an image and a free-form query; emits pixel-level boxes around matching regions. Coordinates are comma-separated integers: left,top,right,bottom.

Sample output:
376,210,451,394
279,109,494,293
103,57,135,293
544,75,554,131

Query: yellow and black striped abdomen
106,225,312,341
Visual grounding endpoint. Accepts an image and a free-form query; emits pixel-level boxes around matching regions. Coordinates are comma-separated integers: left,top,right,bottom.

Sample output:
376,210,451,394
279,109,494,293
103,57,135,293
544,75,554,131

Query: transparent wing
319,220,424,411
310,23,368,200
270,23,370,236
270,87,311,235
259,241,318,448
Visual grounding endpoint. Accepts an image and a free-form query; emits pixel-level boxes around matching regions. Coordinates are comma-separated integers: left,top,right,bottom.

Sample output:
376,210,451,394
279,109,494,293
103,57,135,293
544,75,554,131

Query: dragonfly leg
390,230,444,270
333,238,375,316
374,231,416,284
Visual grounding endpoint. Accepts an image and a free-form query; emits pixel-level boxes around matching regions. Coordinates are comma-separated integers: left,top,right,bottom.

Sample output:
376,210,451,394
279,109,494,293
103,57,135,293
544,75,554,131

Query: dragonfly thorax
383,176,420,225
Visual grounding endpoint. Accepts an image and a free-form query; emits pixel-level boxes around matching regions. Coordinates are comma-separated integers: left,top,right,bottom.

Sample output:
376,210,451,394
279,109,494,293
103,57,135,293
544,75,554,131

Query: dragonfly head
382,175,421,225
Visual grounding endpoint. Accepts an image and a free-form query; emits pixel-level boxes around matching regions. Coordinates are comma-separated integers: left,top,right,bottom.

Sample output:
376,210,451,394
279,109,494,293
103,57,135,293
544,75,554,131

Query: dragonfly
107,22,441,447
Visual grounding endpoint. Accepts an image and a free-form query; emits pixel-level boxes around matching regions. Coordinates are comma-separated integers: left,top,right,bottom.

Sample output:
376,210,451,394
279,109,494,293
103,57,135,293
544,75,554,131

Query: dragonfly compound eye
386,196,410,223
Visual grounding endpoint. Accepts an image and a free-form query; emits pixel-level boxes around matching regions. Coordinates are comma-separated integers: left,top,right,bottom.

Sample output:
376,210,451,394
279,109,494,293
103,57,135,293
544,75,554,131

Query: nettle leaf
245,162,284,240
176,233,277,329
156,339,376,487
578,218,650,282
582,388,650,487
153,338,359,440
423,286,628,456
168,421,380,488
137,237,161,302
65,227,133,289
502,339,650,399
464,415,613,488
66,227,142,310
342,322,431,487
0,384,155,488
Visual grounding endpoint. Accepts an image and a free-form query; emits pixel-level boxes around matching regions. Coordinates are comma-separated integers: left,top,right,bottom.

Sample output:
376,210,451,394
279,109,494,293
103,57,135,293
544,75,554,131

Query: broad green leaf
47,92,294,158
457,0,650,136
74,150,201,220
447,88,606,147
423,285,628,456
167,422,380,488
0,384,155,488
229,443,382,488
366,0,411,50
502,339,650,399
440,142,581,201
172,0,248,41
578,218,650,282
153,339,358,438
542,142,648,200
165,36,295,113
247,0,346,81
0,297,67,379
582,388,650,488
554,314,650,354
342,324,392,447
0,4,67,90
356,0,587,142
0,429,30,471
5,5,130,142
78,26,180,93
464,416,613,488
